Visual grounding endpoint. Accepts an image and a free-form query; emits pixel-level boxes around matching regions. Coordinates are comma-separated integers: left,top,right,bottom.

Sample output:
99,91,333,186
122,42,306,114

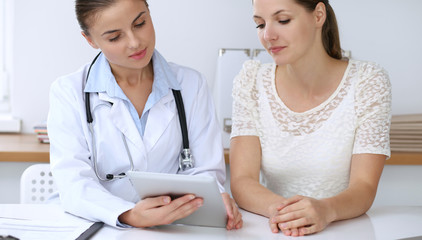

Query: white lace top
231,59,392,199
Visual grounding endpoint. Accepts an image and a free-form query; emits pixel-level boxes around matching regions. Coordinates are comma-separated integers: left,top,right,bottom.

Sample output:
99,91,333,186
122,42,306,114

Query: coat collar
84,49,181,154
83,50,181,95
143,93,175,151
90,89,176,154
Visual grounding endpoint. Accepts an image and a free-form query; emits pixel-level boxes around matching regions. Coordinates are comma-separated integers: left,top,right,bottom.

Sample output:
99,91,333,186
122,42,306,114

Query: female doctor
47,0,242,229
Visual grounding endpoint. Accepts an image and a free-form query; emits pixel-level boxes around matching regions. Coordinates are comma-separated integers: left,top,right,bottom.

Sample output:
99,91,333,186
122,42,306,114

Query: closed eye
279,19,291,24
256,24,265,29
134,20,146,28
109,35,121,42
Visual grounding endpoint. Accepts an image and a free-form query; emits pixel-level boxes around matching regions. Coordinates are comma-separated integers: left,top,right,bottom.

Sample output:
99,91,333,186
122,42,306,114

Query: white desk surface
1,204,422,240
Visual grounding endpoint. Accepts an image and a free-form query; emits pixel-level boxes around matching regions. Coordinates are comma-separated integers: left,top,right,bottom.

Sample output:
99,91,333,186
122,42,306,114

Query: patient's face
253,0,321,66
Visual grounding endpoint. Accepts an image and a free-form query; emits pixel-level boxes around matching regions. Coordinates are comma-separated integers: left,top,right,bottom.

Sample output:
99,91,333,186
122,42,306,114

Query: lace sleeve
230,60,260,138
353,62,392,157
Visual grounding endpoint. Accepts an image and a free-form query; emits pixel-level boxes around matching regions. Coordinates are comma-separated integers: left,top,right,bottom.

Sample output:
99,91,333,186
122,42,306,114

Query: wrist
321,198,337,223
267,203,277,218
266,196,285,217
118,209,134,226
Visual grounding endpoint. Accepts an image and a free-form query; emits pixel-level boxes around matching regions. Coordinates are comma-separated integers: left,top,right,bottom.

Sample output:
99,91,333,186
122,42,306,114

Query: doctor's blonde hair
75,0,149,35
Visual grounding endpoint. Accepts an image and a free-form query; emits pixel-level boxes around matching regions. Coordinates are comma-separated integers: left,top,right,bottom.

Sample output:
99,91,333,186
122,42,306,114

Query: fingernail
280,223,288,229
164,197,170,203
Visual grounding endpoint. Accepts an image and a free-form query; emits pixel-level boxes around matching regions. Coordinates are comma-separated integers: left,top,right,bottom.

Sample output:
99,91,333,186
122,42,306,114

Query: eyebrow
253,10,286,19
101,11,146,36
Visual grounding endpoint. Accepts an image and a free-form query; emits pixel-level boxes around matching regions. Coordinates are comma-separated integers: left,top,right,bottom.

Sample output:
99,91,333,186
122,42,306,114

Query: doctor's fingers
137,196,173,210
221,193,235,219
228,199,243,230
221,193,243,225
138,194,198,210
162,196,203,223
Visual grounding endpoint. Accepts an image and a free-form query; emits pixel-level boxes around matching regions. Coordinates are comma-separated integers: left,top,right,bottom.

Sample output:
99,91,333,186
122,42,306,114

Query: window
0,0,13,113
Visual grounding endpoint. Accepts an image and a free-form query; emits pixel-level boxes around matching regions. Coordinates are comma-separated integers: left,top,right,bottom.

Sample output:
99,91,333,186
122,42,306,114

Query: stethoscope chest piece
86,52,194,180
179,148,194,171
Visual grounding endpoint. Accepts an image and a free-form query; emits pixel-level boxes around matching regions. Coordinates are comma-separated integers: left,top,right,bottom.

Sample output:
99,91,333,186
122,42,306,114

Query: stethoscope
85,52,194,181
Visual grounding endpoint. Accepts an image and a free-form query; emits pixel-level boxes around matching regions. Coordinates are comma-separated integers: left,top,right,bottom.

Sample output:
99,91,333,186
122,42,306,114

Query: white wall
10,0,260,133
9,0,422,133
3,0,422,204
330,0,422,115
11,0,97,133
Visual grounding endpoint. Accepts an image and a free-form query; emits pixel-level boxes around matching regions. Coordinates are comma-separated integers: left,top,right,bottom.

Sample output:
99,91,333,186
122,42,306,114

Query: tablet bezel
127,171,227,228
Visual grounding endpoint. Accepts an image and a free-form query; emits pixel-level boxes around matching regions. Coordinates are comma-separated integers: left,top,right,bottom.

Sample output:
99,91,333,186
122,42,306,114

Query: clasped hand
269,195,334,237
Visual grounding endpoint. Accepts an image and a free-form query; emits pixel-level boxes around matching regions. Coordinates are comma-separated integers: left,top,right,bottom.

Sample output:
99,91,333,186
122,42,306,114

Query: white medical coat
47,56,226,227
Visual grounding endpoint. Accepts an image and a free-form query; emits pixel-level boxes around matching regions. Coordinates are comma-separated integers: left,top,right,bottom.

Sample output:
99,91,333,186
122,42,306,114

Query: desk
0,134,49,162
0,134,421,165
1,204,421,240
224,149,422,165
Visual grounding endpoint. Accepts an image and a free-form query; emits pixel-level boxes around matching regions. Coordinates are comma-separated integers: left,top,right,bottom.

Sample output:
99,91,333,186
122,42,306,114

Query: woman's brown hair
293,0,342,59
75,0,149,35
252,0,342,59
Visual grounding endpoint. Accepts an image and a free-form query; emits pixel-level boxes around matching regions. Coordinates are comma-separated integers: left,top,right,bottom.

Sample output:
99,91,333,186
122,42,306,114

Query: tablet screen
127,171,227,228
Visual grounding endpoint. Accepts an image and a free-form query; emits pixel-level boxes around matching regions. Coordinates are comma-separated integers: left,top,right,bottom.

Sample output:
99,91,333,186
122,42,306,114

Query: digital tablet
127,171,227,228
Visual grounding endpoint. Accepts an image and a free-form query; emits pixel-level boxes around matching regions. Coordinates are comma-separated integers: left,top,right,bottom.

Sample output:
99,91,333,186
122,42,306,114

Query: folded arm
230,136,286,218
272,153,385,236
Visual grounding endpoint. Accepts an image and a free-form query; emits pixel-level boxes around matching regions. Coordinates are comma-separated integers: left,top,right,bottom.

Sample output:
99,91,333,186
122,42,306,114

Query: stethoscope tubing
85,52,193,181
172,89,189,149
85,52,102,124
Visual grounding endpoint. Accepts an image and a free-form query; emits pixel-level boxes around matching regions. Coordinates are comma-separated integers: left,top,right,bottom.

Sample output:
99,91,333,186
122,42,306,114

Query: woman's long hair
75,0,149,35
294,0,342,59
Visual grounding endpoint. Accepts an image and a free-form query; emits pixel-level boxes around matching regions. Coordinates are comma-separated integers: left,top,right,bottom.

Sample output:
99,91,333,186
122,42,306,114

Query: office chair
20,163,57,204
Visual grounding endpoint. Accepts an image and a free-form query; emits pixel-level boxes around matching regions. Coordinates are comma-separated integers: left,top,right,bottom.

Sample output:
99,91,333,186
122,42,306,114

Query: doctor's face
253,0,323,66
83,0,155,72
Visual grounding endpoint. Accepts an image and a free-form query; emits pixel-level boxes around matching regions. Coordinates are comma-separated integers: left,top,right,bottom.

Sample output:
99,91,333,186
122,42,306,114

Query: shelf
1,134,420,165
0,134,49,163
224,149,422,165
386,152,422,165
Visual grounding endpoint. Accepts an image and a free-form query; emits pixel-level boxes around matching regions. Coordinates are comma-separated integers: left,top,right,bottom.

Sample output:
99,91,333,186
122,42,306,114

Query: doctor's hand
118,194,203,228
269,195,334,237
221,192,243,230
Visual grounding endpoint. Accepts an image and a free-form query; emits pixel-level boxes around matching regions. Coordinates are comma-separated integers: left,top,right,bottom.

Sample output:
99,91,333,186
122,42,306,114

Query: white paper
0,217,94,240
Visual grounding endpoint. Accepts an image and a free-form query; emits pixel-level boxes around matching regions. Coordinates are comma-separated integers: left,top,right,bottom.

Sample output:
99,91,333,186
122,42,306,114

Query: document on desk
0,218,102,240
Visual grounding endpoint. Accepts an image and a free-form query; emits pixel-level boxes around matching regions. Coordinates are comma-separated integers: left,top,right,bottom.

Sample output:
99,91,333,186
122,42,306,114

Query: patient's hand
270,195,334,236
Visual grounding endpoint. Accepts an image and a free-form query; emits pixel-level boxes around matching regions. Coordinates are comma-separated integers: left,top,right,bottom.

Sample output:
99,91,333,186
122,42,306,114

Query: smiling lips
129,48,147,60
269,46,286,54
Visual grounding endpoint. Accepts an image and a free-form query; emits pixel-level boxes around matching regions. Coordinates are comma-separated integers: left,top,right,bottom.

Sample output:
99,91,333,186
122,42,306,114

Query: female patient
230,0,391,236
48,0,242,229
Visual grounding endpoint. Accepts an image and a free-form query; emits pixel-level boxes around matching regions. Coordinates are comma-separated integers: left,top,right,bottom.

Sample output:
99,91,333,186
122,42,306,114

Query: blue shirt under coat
84,50,181,137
